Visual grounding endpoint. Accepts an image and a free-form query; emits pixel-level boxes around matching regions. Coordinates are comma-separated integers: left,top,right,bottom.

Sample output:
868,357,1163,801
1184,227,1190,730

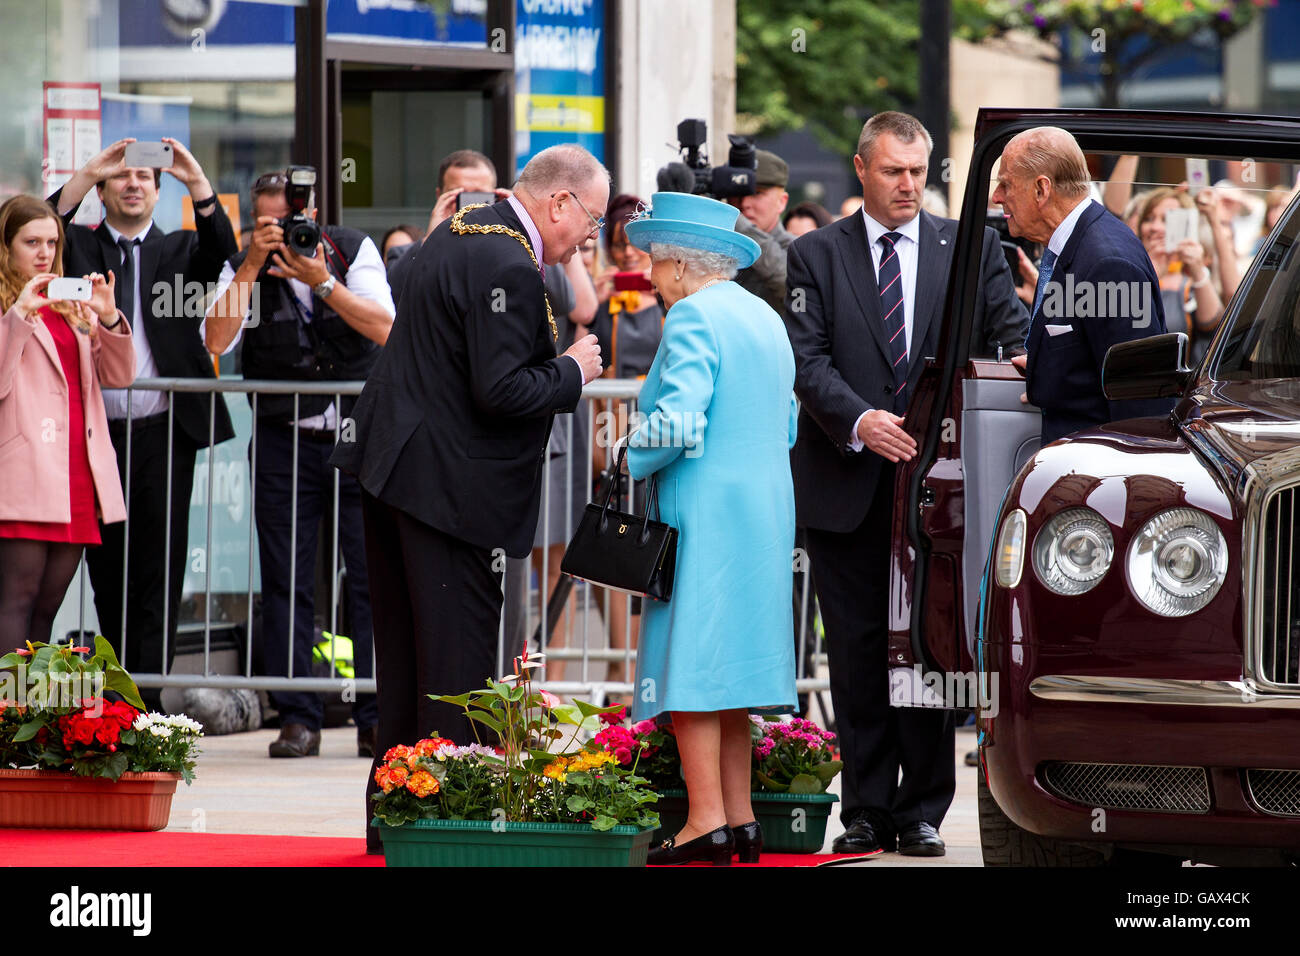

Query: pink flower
538,690,561,709
598,705,627,726
632,719,657,736
614,746,633,765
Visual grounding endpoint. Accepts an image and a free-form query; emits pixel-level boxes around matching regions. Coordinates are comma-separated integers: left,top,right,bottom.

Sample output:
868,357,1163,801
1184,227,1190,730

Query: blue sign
326,0,487,45
514,0,605,175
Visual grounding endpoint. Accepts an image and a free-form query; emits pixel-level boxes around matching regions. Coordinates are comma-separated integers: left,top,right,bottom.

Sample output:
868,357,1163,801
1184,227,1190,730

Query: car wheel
978,770,1107,867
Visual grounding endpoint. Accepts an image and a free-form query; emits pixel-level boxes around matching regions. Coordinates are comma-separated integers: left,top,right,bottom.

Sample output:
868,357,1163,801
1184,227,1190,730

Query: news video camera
277,165,322,257
656,119,758,199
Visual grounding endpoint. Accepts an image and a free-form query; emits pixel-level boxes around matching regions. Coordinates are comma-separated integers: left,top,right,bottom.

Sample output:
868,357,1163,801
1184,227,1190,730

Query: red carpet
0,830,866,866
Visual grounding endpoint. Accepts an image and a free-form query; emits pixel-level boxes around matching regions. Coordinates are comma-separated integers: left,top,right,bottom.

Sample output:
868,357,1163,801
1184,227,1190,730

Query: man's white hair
515,144,610,194
649,242,740,280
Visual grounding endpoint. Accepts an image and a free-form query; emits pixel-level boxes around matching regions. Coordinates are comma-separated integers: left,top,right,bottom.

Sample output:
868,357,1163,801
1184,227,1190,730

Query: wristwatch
313,275,337,299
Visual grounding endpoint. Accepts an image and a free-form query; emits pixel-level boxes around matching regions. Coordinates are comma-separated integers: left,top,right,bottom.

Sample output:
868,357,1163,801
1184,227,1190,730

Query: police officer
204,169,395,759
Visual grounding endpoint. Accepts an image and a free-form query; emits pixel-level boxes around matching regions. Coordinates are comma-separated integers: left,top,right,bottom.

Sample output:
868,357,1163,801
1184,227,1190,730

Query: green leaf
12,719,44,742
572,699,623,719
101,667,145,711
754,770,788,793
431,692,473,708
465,710,506,734
591,814,617,832
565,771,592,787
812,760,843,784
0,652,25,669
549,703,584,726
565,795,592,813
787,773,822,795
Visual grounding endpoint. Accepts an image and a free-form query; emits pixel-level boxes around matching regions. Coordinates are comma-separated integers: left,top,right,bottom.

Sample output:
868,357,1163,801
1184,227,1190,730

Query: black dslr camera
656,119,757,199
277,165,322,257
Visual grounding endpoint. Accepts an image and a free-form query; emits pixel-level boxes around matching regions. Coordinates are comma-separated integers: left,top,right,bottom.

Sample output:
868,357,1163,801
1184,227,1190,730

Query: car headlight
994,509,1027,588
1032,508,1114,595
1126,508,1227,617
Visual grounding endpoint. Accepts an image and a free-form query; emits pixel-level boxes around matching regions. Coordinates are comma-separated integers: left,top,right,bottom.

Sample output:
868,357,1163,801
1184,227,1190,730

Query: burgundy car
891,108,1300,866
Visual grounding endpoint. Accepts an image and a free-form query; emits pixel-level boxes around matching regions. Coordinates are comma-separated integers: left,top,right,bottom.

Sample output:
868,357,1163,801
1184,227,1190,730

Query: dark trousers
805,473,955,833
361,491,506,847
253,421,376,732
86,413,194,710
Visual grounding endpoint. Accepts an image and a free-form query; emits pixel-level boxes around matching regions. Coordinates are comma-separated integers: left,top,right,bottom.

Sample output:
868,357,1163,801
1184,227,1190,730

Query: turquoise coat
626,280,799,722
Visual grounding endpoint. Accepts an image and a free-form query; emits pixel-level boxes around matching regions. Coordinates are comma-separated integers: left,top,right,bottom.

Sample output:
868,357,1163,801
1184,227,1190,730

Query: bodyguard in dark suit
330,144,606,852
785,112,1027,857
993,127,1174,444
51,138,236,705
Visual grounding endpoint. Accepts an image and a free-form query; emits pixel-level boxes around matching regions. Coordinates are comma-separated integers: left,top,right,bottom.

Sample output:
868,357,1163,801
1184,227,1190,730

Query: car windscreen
1214,193,1300,381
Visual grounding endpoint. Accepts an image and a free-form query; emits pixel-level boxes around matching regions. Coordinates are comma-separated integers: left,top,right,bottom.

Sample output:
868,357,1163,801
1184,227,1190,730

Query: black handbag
560,446,678,602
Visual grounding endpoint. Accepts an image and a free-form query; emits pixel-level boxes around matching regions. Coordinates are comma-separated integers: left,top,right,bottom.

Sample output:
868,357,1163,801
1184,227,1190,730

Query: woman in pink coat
0,194,135,644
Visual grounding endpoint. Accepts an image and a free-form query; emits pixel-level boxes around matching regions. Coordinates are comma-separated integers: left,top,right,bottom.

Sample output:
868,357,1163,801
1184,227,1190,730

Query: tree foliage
736,0,920,152
952,0,1271,107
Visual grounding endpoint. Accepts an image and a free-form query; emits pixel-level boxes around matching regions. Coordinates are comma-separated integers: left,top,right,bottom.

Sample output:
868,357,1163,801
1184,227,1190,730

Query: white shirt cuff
567,354,587,386
848,409,870,453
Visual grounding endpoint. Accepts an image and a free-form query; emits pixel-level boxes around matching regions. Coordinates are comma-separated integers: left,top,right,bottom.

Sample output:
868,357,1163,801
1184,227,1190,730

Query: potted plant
614,715,843,854
371,652,659,867
0,638,202,831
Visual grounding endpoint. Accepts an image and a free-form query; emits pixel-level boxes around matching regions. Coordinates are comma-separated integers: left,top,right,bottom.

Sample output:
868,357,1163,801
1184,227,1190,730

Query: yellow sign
516,94,605,134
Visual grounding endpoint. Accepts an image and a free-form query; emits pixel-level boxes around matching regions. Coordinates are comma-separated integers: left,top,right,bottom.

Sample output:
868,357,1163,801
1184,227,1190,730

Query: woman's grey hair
649,242,740,279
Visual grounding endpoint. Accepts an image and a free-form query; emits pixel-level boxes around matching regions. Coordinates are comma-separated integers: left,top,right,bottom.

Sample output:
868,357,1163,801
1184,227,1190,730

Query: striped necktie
877,231,908,402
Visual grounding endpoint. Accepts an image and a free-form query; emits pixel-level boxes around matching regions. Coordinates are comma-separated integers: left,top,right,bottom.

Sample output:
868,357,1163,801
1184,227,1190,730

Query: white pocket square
1045,324,1074,337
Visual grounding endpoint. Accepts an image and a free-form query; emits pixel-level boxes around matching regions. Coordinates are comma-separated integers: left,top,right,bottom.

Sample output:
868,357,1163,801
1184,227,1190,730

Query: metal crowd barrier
58,376,829,710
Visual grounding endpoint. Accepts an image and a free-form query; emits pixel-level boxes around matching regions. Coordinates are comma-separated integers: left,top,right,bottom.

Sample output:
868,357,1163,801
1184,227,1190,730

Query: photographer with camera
204,167,394,760
657,122,788,313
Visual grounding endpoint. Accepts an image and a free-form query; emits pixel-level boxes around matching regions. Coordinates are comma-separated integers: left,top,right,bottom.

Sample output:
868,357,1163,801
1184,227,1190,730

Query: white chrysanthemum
148,725,172,738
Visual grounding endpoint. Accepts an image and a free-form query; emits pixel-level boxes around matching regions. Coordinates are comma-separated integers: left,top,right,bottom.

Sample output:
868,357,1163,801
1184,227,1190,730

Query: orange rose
383,744,415,763
406,769,439,798
387,765,409,789
374,765,394,793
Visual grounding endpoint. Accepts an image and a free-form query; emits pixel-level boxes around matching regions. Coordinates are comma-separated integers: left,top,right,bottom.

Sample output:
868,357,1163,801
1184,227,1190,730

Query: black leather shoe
897,821,946,857
268,723,321,758
358,725,377,759
647,825,735,866
831,813,891,856
731,821,762,863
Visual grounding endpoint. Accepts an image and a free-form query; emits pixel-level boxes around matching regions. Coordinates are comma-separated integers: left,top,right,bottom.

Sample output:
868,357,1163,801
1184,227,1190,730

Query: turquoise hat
624,191,761,269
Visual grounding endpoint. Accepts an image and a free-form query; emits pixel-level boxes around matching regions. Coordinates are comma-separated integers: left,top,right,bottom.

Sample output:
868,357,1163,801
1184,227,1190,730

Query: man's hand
1015,247,1038,306
428,187,512,234
856,409,917,462
267,242,330,287
563,332,603,384
1011,352,1029,404
81,138,135,182
160,138,215,206
245,216,284,270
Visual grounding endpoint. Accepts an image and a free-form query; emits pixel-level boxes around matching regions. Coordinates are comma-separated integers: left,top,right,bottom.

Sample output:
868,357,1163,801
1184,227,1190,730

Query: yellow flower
542,757,569,782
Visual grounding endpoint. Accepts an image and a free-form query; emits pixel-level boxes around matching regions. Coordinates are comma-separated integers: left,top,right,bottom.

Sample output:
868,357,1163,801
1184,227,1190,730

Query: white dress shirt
848,209,921,452
203,235,396,429
101,220,167,419
1046,195,1093,258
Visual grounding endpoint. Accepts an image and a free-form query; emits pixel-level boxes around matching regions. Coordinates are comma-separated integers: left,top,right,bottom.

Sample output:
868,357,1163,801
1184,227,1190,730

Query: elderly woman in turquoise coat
621,192,799,866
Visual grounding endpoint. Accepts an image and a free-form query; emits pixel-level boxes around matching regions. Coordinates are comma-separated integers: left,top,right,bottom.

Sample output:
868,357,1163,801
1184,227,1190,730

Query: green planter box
375,818,656,867
651,789,839,854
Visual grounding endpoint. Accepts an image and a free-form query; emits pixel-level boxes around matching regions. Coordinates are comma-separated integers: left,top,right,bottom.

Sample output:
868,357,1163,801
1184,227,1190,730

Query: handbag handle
599,444,659,544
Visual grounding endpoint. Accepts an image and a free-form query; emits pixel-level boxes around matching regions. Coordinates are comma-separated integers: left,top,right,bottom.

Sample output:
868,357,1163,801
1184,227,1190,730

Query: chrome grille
1040,762,1211,813
1246,769,1300,817
1260,485,1300,686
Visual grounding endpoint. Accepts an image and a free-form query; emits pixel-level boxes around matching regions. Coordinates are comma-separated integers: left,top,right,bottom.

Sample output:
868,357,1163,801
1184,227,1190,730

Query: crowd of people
0,111,1296,863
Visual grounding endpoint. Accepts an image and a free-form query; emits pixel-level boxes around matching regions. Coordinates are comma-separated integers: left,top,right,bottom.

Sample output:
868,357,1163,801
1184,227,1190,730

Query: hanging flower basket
0,768,180,831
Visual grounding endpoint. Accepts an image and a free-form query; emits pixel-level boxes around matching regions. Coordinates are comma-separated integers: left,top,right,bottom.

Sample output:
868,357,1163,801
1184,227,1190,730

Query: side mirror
1102,332,1192,401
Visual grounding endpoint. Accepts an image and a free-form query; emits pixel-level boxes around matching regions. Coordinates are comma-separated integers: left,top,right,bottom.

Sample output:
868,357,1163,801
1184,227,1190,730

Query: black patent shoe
647,825,735,866
731,821,762,863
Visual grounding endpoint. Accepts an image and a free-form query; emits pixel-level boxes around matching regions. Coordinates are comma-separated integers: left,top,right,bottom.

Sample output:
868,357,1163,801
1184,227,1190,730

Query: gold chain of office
450,203,557,342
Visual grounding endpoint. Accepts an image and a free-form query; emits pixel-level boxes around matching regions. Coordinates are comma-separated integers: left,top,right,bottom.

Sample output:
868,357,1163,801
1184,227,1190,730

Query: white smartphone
1164,207,1199,252
124,141,174,168
46,277,92,301
1185,158,1210,197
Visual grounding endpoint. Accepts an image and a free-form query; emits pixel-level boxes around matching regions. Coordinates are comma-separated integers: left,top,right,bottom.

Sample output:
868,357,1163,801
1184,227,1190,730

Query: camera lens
287,218,321,257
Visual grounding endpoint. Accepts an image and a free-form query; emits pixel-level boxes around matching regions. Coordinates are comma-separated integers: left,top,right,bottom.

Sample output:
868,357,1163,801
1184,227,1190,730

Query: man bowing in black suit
331,144,605,849
785,112,1027,858
995,127,1174,445
51,138,236,707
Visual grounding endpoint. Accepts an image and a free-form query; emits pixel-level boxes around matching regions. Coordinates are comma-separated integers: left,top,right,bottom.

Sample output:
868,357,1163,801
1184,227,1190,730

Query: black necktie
877,232,908,402
116,236,137,327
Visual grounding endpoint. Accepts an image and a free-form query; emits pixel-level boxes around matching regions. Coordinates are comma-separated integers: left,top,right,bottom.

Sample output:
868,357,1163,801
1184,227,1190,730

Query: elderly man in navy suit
996,127,1175,444
785,111,1027,858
